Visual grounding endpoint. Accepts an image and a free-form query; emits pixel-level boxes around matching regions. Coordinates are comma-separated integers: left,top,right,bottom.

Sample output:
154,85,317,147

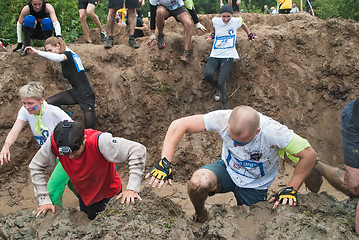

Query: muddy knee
188,169,217,193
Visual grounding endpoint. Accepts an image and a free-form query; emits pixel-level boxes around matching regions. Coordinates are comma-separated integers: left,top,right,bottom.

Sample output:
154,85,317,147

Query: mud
0,12,359,239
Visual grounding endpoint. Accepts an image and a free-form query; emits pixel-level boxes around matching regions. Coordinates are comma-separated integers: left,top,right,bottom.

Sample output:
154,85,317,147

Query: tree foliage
313,0,359,21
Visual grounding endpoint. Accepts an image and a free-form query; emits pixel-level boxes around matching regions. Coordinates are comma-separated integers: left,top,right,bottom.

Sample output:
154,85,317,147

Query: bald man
146,106,317,222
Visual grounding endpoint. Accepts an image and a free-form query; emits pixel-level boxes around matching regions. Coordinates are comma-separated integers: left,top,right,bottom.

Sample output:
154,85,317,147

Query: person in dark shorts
13,0,61,56
305,98,359,236
146,106,317,222
149,0,193,62
24,37,96,129
78,0,107,44
104,0,142,49
220,0,240,13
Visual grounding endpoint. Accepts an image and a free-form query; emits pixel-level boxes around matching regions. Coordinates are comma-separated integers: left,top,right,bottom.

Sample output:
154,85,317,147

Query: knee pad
41,17,53,31
23,15,37,29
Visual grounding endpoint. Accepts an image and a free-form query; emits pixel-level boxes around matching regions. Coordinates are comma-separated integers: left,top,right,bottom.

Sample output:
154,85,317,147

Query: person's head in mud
44,36,66,54
28,0,46,13
220,4,233,24
228,106,261,146
19,81,45,115
54,121,85,159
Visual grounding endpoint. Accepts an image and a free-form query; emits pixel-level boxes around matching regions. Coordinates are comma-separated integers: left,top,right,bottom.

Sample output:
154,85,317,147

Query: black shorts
68,89,96,112
78,0,98,10
165,5,187,21
225,0,239,12
108,0,139,10
30,24,52,40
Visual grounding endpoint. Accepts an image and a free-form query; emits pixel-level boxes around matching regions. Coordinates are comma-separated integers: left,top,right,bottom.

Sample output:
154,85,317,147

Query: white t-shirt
290,7,299,13
210,17,243,59
17,104,71,146
204,110,294,189
149,0,184,10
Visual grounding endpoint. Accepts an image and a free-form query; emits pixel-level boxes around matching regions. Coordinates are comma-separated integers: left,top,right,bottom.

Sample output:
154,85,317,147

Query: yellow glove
272,187,298,203
149,157,173,181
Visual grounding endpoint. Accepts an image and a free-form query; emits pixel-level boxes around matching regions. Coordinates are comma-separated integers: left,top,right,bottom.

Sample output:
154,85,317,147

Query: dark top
134,18,145,38
61,51,94,97
28,1,48,22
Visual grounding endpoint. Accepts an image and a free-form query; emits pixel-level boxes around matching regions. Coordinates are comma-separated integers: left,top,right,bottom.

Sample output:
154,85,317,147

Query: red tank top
51,129,122,206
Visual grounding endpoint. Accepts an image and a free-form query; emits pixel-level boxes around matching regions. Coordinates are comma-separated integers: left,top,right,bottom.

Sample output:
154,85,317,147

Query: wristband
248,33,256,41
53,21,61,37
17,22,23,43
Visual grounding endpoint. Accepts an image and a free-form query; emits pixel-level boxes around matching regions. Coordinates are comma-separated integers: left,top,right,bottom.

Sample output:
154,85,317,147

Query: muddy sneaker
157,34,165,49
129,35,139,48
19,45,28,56
104,36,114,49
305,160,323,193
100,31,107,42
192,210,208,223
214,90,220,101
180,50,189,62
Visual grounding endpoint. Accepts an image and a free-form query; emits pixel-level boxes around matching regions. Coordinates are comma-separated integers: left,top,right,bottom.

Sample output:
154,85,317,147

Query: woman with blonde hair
0,81,77,207
25,37,96,129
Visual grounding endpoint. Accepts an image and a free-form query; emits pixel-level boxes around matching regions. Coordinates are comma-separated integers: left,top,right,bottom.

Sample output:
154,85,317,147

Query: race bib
72,53,85,72
166,2,181,10
214,35,236,49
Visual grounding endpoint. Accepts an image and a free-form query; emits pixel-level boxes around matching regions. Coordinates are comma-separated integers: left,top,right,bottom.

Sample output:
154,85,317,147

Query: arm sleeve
150,4,157,30
37,50,66,62
98,133,146,193
278,133,311,163
28,139,58,206
53,21,61,36
17,22,23,43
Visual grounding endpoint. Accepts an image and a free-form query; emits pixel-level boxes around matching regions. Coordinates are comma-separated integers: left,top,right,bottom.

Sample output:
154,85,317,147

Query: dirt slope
0,12,359,239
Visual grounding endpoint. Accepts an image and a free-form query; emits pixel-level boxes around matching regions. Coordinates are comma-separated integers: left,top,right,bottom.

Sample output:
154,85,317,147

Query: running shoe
129,35,139,48
157,34,165,49
100,31,107,42
214,90,220,101
104,36,114,49
19,45,28,56
180,50,189,62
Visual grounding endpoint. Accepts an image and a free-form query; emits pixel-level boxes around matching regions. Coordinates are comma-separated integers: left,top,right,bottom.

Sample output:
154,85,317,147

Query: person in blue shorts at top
146,105,317,222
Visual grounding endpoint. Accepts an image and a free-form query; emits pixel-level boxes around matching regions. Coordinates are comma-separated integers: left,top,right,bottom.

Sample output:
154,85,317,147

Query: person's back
278,0,292,14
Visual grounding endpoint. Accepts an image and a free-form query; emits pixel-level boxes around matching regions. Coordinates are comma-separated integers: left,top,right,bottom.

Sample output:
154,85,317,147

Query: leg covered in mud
317,161,359,197
187,168,218,222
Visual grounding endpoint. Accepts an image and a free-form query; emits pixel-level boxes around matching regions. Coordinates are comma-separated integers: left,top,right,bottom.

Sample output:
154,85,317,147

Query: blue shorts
341,99,359,168
200,160,268,206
